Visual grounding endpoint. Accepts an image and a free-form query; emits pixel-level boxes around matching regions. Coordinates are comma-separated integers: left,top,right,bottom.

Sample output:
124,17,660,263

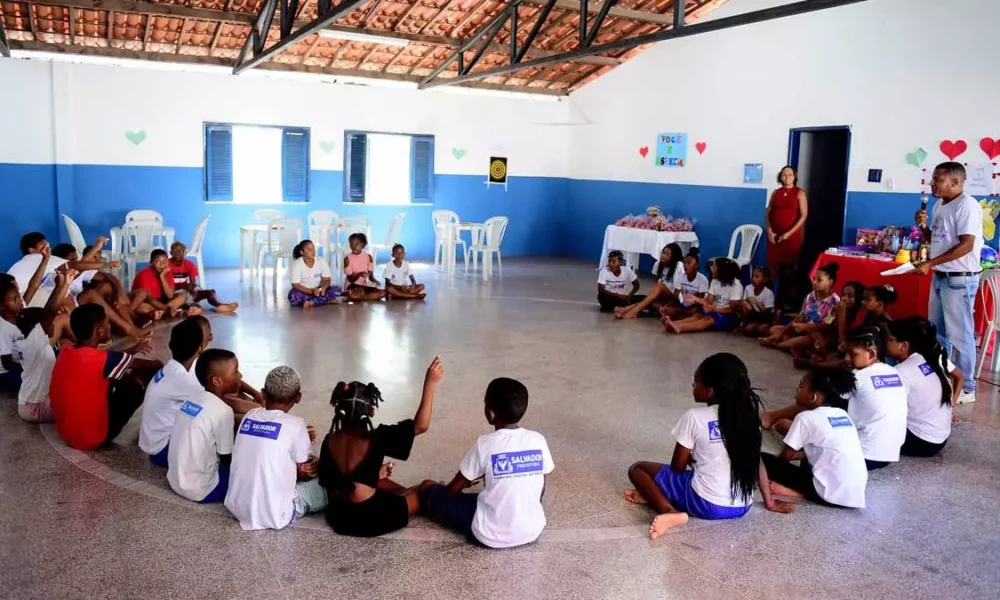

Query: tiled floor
1,259,998,599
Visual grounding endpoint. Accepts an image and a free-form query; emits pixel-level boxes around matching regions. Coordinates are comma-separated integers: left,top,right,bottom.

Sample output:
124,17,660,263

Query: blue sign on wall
743,163,764,184
655,133,687,168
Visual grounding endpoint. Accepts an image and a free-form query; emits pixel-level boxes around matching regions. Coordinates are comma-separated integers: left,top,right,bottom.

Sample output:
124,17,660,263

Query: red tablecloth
810,253,931,319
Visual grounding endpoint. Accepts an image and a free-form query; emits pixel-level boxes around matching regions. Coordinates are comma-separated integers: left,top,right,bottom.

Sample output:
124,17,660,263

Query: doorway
788,126,852,271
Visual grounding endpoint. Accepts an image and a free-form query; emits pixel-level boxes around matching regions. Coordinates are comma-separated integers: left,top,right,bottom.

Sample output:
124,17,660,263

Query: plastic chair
307,210,339,261
122,219,169,288
187,214,211,289
727,224,763,270
334,216,371,271
469,216,509,280
251,210,285,278
370,213,406,273
125,210,164,224
262,217,303,291
432,210,468,269
61,214,87,254
975,271,1000,378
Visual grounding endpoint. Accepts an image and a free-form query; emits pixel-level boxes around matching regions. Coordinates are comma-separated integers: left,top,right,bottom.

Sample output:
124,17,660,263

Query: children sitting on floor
760,262,840,353
188,315,265,421
614,243,683,319
738,266,776,337
659,248,709,320
795,280,864,369
383,244,426,300
318,358,444,538
139,318,206,466
49,304,163,450
860,285,896,328
0,276,26,393
664,257,744,334
225,366,328,530
421,376,554,548
132,249,201,318
761,368,868,509
288,240,343,308
597,250,641,313
625,353,794,539
168,348,240,504
344,233,385,302
168,241,238,313
886,317,963,458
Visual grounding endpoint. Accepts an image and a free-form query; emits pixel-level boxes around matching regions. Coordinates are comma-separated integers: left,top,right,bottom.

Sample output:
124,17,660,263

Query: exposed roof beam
392,0,423,32
533,0,674,25
360,0,385,26
7,38,568,95
416,0,460,34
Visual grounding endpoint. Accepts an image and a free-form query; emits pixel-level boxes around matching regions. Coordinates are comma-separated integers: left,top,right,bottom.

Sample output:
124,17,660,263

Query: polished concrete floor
1,259,999,600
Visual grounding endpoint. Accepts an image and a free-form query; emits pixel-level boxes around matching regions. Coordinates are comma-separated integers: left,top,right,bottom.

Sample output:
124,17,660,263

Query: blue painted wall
844,191,926,244
0,164,60,270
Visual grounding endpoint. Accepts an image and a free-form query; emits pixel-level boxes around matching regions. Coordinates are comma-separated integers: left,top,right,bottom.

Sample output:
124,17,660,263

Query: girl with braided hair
318,358,444,537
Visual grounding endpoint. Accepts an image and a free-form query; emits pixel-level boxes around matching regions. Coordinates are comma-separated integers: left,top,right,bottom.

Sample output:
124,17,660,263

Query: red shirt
168,259,199,287
132,266,167,299
50,345,134,450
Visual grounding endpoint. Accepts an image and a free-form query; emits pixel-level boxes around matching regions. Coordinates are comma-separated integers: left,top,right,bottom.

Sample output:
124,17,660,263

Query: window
344,131,434,204
204,123,310,203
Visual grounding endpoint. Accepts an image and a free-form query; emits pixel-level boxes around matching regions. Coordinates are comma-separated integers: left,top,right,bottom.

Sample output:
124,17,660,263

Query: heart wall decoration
125,130,147,145
905,148,928,167
940,139,967,160
980,137,1000,160
695,142,707,155
638,146,649,158
319,141,336,154
451,147,466,160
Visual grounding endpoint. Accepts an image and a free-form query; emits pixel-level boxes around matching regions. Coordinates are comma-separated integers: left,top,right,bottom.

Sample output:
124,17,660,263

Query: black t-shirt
319,419,415,497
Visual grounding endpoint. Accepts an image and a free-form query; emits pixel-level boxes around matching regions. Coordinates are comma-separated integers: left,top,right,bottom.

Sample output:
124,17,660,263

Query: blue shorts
420,483,482,544
654,466,750,521
198,465,230,504
149,445,169,468
701,309,737,330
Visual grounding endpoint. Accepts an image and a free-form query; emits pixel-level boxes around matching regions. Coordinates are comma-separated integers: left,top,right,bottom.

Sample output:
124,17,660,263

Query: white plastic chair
122,219,169,288
61,214,87,255
262,217,303,291
728,224,763,270
125,209,164,223
187,214,210,289
334,216,371,271
370,213,406,273
469,216,509,280
432,210,468,269
975,271,1000,378
307,210,339,261
252,210,285,278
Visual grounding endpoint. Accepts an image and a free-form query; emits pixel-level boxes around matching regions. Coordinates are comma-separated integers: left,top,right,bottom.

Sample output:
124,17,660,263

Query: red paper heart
981,137,1000,160
940,139,967,160
639,146,649,158
695,142,707,155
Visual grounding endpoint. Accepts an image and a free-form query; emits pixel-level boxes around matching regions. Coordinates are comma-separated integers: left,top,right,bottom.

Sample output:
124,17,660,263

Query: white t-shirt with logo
0,318,24,374
225,408,312,531
672,405,750,508
139,359,204,455
6,254,67,308
743,285,775,311
896,353,955,444
382,261,414,286
847,362,908,462
672,270,710,306
707,280,743,310
167,391,235,502
929,192,983,273
783,406,868,508
658,266,679,292
597,266,637,295
289,257,332,290
12,325,55,406
459,427,554,549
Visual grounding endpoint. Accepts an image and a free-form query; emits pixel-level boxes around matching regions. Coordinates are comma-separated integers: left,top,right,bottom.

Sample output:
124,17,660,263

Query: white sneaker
956,391,976,404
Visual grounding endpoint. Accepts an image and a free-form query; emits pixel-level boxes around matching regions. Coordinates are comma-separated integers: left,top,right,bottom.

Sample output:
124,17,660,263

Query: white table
441,222,484,278
239,224,272,282
598,225,699,271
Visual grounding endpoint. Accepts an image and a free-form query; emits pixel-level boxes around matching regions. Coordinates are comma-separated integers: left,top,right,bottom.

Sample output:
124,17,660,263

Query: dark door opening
788,126,852,272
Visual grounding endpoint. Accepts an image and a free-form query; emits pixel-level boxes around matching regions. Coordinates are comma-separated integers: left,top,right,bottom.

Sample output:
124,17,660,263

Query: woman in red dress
766,166,809,274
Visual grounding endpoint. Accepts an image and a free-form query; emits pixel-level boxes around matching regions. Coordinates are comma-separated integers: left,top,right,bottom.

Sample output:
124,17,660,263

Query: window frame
342,129,435,205
203,121,312,204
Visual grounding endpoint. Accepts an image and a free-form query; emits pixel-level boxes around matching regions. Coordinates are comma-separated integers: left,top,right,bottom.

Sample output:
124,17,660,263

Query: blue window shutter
205,125,233,202
282,127,310,202
344,132,367,202
411,135,434,203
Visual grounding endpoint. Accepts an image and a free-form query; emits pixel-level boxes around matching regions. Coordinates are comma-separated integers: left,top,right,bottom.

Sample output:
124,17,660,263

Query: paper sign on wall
743,163,764,184
655,133,687,168
967,163,995,197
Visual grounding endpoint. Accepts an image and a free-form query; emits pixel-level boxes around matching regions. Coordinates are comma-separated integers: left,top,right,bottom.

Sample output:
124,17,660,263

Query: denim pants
928,274,978,392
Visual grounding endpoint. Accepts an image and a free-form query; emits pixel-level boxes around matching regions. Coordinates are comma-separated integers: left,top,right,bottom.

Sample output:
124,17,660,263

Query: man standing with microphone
914,162,982,404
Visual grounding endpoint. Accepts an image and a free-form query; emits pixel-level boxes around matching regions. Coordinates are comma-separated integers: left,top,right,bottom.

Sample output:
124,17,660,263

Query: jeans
928,274,978,392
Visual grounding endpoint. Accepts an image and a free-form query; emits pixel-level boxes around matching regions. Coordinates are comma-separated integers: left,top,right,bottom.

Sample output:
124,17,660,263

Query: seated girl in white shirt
383,244,426,301
614,243,683,319
597,251,642,313
886,317,963,458
762,368,868,509
664,258,744,334
625,353,794,539
738,266,776,337
287,240,342,308
658,248,709,320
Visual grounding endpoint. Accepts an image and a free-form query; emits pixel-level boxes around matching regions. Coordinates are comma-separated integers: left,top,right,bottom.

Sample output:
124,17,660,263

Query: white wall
569,0,1000,193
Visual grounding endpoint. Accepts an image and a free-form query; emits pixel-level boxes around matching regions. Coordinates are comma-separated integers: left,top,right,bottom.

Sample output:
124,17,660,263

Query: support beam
392,0,422,32
107,11,114,46
0,22,9,58
360,0,384,26
209,0,235,54
175,18,187,54
421,0,868,88
672,0,683,28
142,15,153,51
68,8,76,45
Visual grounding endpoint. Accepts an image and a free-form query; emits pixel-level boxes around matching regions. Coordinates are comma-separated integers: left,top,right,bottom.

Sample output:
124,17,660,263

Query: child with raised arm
318,358,443,537
343,233,385,302
615,243,683,319
383,244,426,300
597,250,642,313
664,257,744,334
625,353,794,539
225,366,328,530
288,240,342,308
167,241,238,313
420,377,554,548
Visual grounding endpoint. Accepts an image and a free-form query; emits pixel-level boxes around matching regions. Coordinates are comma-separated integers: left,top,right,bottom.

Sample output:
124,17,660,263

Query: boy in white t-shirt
167,348,239,503
598,251,642,313
421,377,554,548
383,244,426,301
844,327,908,470
225,366,328,530
139,318,207,467
762,369,868,509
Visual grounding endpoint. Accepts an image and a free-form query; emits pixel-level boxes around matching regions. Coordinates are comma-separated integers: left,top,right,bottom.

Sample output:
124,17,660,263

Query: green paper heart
125,130,146,145
905,147,927,167
319,141,336,154
452,147,466,160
